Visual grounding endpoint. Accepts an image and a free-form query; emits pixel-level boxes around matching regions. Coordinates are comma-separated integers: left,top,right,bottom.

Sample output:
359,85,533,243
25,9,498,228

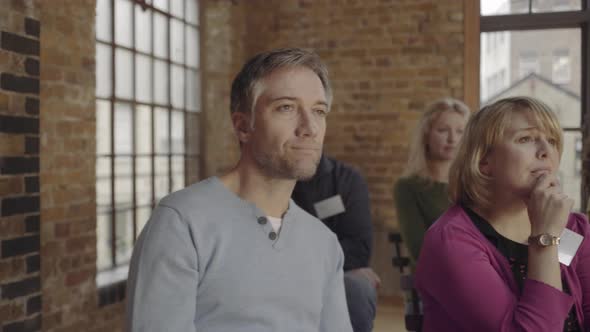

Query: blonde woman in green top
394,98,470,265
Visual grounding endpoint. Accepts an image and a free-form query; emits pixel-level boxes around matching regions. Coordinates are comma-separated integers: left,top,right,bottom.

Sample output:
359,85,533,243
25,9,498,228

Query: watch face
539,234,551,246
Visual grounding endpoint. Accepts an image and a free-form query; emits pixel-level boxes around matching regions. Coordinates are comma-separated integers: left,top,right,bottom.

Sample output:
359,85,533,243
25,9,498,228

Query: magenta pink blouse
415,205,590,332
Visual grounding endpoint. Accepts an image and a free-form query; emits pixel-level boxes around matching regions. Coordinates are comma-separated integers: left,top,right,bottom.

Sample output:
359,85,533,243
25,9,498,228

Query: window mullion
132,1,138,244
183,0,188,188
150,5,156,210
109,0,117,270
167,12,173,194
481,11,590,31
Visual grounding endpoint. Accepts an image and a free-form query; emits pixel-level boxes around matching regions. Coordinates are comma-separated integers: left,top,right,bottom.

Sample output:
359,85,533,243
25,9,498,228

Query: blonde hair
402,98,470,179
449,96,564,210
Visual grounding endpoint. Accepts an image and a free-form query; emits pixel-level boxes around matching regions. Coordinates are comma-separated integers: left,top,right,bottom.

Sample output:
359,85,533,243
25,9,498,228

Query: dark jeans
344,270,378,332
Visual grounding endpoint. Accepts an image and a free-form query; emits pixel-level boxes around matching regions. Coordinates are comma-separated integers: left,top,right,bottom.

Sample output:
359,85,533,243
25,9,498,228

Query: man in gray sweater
126,48,353,332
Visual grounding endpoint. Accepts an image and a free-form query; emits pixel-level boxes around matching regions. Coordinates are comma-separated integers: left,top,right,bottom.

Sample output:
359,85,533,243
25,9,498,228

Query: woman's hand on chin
526,172,573,236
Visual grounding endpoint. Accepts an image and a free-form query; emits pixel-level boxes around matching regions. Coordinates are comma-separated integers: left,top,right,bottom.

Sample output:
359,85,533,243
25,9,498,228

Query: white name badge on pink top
558,228,584,266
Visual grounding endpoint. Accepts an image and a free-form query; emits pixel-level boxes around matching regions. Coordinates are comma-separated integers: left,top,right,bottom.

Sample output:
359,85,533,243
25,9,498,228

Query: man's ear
231,112,252,144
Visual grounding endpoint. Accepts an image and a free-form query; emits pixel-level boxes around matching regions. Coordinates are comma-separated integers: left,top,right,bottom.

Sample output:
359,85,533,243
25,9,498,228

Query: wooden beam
481,11,590,31
463,0,480,112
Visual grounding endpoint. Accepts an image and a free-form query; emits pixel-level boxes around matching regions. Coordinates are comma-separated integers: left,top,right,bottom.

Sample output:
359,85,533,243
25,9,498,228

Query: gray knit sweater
126,177,353,332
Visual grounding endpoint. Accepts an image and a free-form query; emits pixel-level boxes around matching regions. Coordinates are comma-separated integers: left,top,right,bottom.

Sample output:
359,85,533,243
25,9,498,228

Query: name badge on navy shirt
313,195,346,220
558,228,584,266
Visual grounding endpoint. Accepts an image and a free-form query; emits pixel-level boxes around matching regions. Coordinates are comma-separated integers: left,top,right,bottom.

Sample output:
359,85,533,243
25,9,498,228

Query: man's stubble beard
253,149,321,181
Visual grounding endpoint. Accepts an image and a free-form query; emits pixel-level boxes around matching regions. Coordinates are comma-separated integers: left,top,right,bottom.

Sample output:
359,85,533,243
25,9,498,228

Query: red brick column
0,4,42,331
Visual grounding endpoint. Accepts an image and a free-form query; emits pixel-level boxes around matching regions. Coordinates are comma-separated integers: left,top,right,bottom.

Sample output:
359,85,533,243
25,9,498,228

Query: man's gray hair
230,48,332,116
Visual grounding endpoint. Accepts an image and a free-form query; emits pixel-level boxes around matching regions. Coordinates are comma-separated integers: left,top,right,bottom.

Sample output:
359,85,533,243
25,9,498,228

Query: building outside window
518,51,540,79
553,48,571,84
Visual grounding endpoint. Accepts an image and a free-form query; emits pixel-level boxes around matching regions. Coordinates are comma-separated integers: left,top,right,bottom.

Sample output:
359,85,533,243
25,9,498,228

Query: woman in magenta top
415,97,590,332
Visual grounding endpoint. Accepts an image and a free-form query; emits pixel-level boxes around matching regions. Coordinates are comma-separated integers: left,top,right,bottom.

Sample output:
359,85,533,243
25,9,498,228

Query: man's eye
277,104,294,112
548,138,558,146
314,109,328,116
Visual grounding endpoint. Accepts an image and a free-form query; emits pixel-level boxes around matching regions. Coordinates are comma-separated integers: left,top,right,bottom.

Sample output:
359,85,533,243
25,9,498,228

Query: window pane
153,0,168,11
553,49,571,85
114,157,133,210
532,0,581,12
171,156,184,191
136,157,152,206
171,65,185,108
170,0,184,18
186,0,199,25
559,131,582,211
171,158,183,175
96,156,112,213
186,69,200,112
154,59,169,105
480,29,580,105
136,105,152,154
96,100,111,155
136,206,152,239
171,110,185,153
186,25,199,68
115,48,133,99
136,54,152,103
135,4,152,53
155,107,170,153
154,12,168,58
481,0,529,15
553,97,580,129
96,0,112,42
115,0,133,47
97,213,112,270
155,156,169,200
115,208,133,265
96,44,112,98
114,102,133,154
518,50,540,79
171,19,184,64
155,157,168,177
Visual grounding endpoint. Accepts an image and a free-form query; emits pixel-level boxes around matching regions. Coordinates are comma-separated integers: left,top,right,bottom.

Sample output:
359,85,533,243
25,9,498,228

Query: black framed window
95,0,200,283
480,0,588,211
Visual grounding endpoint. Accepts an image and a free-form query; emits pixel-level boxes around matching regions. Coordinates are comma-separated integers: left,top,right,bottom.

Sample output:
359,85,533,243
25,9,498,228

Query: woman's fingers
532,173,561,195
528,173,572,236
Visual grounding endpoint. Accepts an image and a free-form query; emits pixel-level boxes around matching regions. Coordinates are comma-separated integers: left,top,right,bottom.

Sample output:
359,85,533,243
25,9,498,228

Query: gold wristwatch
528,233,561,247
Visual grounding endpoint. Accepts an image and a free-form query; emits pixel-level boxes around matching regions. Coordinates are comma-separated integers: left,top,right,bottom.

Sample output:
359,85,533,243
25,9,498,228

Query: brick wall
202,0,466,296
201,0,245,176
38,0,128,331
0,1,125,331
0,1,42,330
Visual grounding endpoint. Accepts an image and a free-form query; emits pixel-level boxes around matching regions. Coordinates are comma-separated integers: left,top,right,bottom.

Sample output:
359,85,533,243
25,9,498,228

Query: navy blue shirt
292,155,373,271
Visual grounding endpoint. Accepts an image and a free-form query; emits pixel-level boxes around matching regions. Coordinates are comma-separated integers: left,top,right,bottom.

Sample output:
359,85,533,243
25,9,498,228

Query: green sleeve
393,178,428,264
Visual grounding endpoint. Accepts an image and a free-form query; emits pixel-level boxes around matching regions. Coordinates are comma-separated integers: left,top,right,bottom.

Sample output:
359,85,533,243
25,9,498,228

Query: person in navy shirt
293,154,380,332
